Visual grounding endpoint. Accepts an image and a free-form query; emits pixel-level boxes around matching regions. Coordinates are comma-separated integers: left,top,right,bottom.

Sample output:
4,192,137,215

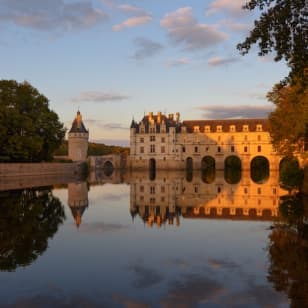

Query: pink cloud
112,15,152,31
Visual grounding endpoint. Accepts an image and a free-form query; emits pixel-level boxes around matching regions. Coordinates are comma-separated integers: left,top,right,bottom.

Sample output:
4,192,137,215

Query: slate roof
69,111,88,133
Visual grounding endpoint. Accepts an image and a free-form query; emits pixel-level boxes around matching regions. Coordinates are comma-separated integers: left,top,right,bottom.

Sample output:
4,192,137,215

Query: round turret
68,111,89,161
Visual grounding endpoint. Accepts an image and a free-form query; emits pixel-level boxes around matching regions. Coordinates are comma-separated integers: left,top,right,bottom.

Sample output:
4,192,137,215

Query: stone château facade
130,111,280,170
68,111,89,162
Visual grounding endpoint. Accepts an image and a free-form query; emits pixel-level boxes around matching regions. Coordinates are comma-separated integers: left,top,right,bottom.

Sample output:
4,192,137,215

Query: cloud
113,294,150,308
112,15,152,31
208,56,239,66
219,19,252,33
160,7,228,50
117,4,147,16
0,0,108,32
197,105,273,119
132,37,163,60
206,0,247,17
166,57,190,67
71,91,129,103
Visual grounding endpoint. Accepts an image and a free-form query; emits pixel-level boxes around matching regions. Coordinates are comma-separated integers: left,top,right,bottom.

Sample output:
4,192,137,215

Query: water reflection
129,169,284,228
267,193,308,306
0,169,296,306
0,188,65,271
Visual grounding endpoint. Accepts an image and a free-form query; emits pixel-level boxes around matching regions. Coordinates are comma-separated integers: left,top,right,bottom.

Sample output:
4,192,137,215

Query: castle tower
68,182,89,228
68,111,89,161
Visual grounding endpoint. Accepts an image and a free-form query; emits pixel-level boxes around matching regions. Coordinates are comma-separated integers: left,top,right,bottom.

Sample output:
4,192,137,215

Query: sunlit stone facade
68,111,89,162
130,112,281,170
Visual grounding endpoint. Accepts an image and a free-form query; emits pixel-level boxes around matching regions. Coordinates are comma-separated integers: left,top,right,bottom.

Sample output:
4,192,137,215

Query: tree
237,0,308,83
0,80,65,162
267,79,308,156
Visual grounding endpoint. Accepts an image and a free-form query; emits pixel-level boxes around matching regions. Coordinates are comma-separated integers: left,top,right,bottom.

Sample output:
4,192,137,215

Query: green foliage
0,188,65,271
268,80,308,156
0,80,66,162
237,0,307,83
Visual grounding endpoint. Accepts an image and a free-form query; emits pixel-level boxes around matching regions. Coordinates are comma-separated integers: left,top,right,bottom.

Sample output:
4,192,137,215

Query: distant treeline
55,141,129,156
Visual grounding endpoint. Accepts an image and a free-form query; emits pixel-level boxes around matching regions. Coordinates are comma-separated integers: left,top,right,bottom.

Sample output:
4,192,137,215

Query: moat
0,170,307,307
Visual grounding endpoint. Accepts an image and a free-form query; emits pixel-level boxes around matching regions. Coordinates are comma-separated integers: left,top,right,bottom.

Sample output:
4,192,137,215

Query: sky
0,0,289,146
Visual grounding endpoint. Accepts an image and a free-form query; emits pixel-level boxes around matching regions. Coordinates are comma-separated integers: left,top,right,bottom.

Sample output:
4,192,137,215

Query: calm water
0,170,307,307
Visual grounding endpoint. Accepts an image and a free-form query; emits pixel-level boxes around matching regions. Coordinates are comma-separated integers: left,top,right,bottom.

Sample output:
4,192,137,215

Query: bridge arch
250,156,269,183
103,160,114,177
201,156,215,184
224,155,241,184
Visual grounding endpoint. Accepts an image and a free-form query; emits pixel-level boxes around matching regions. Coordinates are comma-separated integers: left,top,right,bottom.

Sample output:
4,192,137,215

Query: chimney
157,111,161,123
168,113,174,121
176,112,180,122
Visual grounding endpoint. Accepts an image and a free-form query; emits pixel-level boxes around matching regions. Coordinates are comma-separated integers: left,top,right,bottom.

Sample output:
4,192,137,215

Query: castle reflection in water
68,168,286,228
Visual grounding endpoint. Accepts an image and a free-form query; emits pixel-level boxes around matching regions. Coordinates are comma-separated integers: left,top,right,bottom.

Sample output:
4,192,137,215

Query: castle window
150,135,155,142
273,188,276,195
194,126,200,133
161,146,165,153
140,127,145,133
256,124,262,131
244,146,248,152
258,135,261,141
150,144,155,153
216,125,222,132
161,186,165,193
194,146,198,153
257,145,261,152
258,187,261,194
140,185,144,192
194,186,199,193
140,146,144,154
150,127,155,133
182,146,186,153
150,198,155,204
230,125,236,132
205,125,211,132
161,137,165,143
243,125,249,132
217,187,221,193
231,146,235,152
244,187,248,194
217,146,221,153
140,137,144,143
150,186,155,194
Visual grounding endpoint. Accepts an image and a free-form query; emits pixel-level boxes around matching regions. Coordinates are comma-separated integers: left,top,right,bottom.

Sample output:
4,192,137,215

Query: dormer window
194,126,200,133
149,126,155,133
230,125,235,132
205,125,211,133
216,125,222,132
256,124,262,131
243,125,249,132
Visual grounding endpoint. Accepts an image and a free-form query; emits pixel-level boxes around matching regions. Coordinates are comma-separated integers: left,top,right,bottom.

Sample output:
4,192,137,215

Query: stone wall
0,162,81,177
